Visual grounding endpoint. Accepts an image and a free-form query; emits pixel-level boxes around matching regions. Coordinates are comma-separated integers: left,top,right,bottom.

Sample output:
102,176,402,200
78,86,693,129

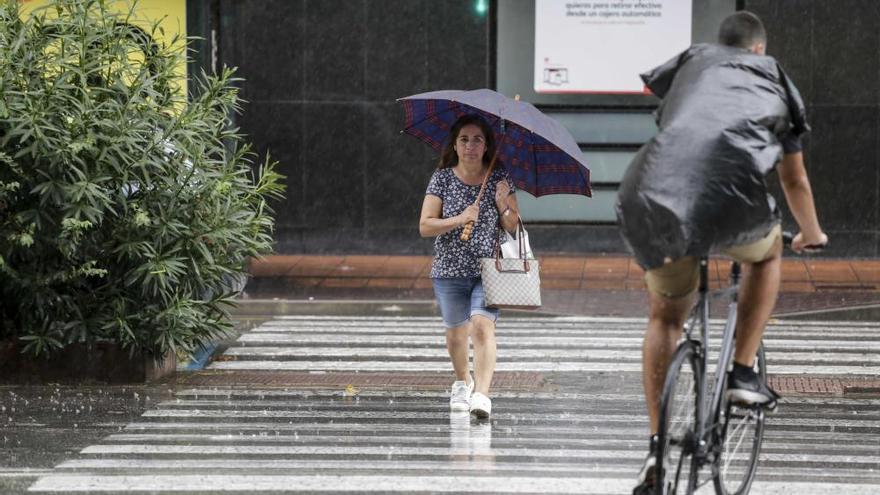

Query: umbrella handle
460,221,475,241
458,141,503,242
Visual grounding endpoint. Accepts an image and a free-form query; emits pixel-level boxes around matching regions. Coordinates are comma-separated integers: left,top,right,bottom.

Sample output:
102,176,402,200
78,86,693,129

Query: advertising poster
535,0,692,94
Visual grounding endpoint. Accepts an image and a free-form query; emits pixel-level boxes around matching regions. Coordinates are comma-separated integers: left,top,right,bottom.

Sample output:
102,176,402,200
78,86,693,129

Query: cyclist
616,12,829,493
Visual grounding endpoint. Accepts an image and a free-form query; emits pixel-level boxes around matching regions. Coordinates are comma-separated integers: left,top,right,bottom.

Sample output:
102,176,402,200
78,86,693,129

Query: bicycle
654,233,823,494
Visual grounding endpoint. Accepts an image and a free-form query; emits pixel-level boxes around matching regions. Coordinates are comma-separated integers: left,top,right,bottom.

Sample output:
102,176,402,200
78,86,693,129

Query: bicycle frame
684,258,742,466
660,237,809,494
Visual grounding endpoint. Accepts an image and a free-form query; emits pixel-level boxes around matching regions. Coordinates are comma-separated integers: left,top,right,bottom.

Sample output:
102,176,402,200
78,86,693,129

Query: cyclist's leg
643,257,699,433
725,225,783,367
724,225,782,406
634,258,698,492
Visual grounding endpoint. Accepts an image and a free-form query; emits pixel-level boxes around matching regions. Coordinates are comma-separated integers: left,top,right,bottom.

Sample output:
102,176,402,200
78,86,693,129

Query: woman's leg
446,323,471,381
433,278,473,383
470,315,496,395
469,278,498,395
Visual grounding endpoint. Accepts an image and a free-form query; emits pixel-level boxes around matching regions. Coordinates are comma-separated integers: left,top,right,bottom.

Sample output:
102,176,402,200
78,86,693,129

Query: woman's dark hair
437,114,496,169
718,11,766,49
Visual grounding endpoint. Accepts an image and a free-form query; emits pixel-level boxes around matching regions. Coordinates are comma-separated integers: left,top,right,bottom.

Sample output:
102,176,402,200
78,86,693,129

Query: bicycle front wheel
713,345,767,495
656,340,702,495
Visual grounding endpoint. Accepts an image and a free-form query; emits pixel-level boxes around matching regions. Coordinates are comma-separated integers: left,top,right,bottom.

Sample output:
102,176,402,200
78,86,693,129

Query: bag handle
514,217,528,259
495,217,528,257
492,217,530,273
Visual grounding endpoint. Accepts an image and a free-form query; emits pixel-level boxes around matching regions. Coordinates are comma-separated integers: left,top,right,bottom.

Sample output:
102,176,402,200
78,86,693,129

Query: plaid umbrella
398,88,591,197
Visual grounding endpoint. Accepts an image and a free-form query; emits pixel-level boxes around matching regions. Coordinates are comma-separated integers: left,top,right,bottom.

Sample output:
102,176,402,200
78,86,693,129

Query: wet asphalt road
0,384,172,494
3,315,880,494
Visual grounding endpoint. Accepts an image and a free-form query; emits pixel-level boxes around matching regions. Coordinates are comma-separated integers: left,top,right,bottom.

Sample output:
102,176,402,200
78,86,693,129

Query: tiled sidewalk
244,254,880,317
249,254,880,294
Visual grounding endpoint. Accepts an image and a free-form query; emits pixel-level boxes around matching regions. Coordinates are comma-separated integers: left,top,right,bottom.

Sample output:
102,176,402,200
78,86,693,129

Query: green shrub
0,0,284,358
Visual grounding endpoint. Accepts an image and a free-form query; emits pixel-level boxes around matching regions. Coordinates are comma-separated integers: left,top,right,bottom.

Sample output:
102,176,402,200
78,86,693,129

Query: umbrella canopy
399,89,591,197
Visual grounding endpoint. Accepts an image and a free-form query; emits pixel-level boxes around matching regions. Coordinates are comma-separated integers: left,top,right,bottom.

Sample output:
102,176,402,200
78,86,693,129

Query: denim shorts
431,277,499,329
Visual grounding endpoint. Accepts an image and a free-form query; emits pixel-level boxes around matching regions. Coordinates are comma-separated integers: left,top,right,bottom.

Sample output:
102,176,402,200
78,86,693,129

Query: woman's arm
419,195,478,238
494,180,519,233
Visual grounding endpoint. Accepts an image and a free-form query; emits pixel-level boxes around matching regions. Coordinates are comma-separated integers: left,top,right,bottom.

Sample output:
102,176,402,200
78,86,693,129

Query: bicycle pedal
729,404,769,422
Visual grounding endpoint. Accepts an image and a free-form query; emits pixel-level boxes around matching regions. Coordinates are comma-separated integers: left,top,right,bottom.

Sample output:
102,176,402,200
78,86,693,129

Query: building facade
187,0,880,258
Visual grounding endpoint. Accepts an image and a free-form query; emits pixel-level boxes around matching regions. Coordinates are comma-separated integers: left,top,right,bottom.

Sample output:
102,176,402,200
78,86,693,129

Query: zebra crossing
28,316,880,493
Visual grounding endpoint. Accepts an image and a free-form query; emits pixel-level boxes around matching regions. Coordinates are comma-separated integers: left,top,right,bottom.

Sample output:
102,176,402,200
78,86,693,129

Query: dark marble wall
198,0,490,254
746,0,880,257
189,1,880,257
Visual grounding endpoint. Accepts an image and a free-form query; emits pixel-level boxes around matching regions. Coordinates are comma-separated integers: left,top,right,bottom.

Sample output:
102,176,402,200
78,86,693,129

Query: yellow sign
18,0,188,93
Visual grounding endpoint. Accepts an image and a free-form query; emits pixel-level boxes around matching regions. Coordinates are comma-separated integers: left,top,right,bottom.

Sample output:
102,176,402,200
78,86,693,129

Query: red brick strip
769,376,843,395
769,376,880,396
249,255,880,295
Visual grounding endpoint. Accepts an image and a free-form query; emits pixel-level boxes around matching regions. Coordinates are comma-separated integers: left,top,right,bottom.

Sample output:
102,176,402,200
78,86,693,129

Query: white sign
535,1,692,94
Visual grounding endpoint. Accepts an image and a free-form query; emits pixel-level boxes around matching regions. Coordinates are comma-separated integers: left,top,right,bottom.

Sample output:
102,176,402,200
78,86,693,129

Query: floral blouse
425,167,515,278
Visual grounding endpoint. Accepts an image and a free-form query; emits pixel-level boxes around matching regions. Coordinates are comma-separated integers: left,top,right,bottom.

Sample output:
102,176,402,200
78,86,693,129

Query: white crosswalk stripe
29,316,880,493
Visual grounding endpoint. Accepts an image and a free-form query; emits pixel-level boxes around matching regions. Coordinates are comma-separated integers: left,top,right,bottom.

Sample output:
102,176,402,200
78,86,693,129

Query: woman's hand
458,203,479,227
495,180,512,210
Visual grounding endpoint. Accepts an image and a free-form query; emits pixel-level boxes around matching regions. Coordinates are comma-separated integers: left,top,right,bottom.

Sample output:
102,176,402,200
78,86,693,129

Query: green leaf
0,0,284,359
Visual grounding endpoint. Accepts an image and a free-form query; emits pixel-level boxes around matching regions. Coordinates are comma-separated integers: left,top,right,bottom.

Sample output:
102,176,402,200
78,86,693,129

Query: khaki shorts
645,225,782,299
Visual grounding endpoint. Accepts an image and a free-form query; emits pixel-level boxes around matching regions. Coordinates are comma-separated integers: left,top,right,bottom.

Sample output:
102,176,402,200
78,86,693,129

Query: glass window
548,112,657,145
518,190,619,223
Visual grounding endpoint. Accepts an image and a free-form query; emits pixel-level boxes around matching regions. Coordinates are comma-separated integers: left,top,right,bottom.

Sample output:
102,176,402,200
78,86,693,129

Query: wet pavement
0,385,172,494
5,314,879,494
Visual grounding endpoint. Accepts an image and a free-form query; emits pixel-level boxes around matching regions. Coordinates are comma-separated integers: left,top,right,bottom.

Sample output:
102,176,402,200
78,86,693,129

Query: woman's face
454,124,487,165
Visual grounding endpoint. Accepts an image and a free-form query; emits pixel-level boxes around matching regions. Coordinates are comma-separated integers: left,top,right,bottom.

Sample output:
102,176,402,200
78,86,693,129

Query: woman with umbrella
419,114,519,418
404,88,590,417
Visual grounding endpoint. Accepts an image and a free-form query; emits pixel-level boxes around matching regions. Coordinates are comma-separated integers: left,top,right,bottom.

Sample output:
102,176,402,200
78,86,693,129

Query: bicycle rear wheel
713,345,767,495
656,340,701,495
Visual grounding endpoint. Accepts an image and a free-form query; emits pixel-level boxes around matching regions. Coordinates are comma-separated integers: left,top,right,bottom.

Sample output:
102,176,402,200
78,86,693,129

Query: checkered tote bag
480,220,541,310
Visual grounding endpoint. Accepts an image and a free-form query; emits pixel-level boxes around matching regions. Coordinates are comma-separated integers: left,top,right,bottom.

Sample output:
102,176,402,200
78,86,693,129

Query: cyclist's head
718,11,766,55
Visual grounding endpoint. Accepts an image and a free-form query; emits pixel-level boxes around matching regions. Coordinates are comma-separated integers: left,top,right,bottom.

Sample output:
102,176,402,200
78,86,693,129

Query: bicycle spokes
715,403,765,495
657,343,701,494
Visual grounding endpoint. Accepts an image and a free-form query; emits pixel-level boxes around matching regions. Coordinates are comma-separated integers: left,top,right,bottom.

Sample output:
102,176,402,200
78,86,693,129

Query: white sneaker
449,377,474,412
469,392,492,418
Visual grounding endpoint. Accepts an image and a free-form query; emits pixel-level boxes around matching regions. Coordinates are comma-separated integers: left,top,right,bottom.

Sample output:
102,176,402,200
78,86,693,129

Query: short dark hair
718,11,766,49
438,114,497,169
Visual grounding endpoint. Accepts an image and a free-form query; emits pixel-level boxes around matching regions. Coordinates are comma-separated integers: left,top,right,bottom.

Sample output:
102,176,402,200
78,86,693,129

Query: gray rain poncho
616,43,809,270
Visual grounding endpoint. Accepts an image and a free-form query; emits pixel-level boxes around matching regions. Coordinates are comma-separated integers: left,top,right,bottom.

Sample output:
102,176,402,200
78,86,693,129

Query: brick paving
245,254,880,317
768,376,880,396
249,254,880,294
